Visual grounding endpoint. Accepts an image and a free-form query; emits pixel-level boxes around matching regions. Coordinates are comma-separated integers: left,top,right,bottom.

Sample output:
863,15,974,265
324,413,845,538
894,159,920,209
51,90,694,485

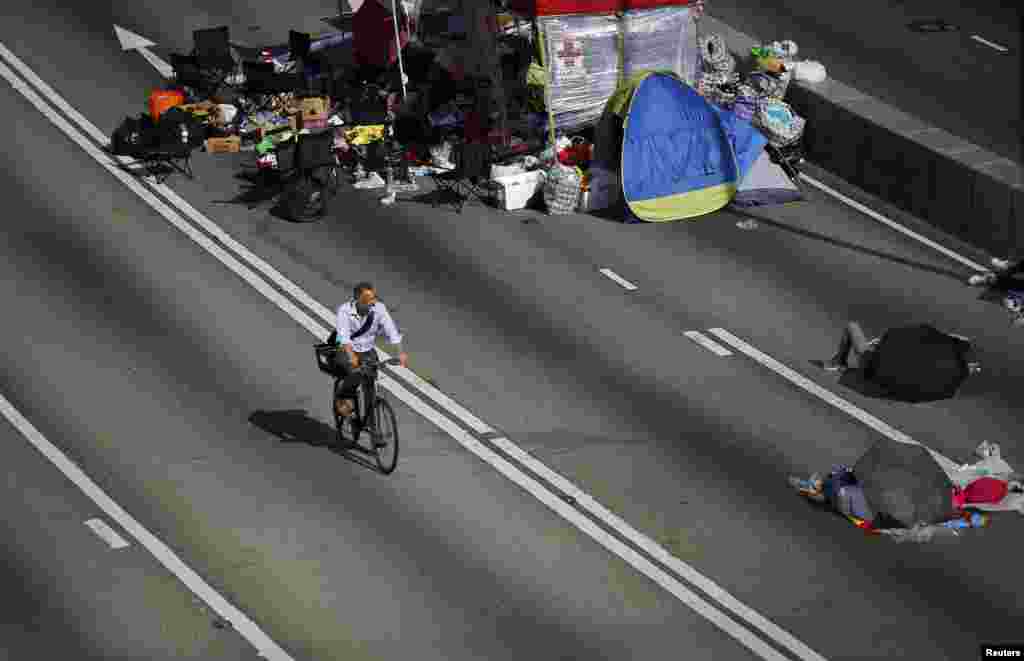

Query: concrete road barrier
702,16,1024,258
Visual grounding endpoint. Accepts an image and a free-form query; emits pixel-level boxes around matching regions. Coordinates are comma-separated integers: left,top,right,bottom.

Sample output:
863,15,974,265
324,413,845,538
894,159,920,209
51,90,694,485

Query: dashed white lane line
599,267,638,290
684,330,734,356
0,392,293,660
970,35,1009,52
1,44,827,661
705,328,960,476
85,517,131,550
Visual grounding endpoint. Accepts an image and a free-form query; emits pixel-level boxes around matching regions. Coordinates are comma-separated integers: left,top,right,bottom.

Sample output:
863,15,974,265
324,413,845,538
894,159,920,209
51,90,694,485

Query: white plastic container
492,170,546,210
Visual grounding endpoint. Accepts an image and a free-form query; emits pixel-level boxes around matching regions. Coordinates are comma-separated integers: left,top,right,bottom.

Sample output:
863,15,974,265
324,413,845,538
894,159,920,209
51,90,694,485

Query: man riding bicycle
333,281,408,421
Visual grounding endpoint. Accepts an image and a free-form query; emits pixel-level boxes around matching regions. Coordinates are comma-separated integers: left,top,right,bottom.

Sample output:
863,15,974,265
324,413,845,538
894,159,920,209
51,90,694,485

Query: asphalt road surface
709,0,1023,163
2,2,1023,660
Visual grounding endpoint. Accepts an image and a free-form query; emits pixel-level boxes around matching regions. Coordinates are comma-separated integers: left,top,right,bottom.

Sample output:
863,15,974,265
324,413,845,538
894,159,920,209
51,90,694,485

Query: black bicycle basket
314,343,340,376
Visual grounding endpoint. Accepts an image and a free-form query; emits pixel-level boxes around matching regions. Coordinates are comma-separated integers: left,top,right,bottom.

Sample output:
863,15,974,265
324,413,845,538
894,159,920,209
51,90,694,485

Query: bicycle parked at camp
315,344,400,474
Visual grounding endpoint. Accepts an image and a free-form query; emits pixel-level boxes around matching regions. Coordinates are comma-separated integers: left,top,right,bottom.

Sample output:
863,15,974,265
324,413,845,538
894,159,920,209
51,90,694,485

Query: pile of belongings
695,37,826,150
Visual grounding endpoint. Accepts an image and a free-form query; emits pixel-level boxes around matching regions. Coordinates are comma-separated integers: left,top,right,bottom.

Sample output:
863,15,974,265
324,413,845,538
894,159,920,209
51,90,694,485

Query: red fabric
463,111,486,143
509,0,692,16
963,477,1009,504
353,0,410,68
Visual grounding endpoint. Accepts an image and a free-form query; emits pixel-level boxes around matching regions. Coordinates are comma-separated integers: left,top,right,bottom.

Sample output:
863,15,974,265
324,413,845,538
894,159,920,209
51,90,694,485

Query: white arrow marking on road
113,25,173,79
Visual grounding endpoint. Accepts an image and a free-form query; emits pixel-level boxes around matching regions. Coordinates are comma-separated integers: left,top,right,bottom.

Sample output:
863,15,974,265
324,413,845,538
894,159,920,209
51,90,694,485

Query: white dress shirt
335,301,403,353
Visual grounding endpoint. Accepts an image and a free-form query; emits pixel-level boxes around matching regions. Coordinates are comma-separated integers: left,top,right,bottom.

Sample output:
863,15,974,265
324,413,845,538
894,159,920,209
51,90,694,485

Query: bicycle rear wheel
372,397,399,474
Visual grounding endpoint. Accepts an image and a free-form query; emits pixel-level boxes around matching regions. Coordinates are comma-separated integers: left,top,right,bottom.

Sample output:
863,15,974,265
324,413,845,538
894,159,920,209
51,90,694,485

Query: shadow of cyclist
248,410,379,472
249,410,333,447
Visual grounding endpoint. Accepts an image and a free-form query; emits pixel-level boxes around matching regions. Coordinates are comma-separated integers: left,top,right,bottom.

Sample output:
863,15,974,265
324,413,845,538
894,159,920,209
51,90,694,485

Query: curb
702,15,1024,259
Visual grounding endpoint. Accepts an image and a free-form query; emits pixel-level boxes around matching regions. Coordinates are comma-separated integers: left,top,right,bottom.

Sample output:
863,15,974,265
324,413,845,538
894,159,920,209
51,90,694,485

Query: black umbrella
853,437,956,528
864,324,969,402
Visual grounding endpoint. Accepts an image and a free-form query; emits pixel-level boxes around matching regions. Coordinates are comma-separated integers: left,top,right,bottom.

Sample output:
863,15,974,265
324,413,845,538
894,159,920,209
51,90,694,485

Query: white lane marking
490,436,826,661
684,330,733,356
705,328,961,476
0,42,497,439
85,517,131,549
797,174,987,273
599,267,638,290
0,47,827,661
0,393,293,660
382,379,810,661
970,35,1009,52
0,58,296,661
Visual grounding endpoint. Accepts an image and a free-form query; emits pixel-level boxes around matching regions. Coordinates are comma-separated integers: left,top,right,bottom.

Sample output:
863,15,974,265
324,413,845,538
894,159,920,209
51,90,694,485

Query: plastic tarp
510,0,693,16
537,6,697,132
620,72,739,221
622,7,698,85
731,150,803,207
539,14,621,131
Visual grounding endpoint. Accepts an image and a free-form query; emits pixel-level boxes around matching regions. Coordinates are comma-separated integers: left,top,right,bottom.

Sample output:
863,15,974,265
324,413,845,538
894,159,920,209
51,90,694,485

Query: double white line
0,42,827,661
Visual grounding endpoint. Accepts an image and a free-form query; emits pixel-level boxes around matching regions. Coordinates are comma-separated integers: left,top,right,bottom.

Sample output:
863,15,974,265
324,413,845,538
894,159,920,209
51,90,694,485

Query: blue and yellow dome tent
594,69,769,222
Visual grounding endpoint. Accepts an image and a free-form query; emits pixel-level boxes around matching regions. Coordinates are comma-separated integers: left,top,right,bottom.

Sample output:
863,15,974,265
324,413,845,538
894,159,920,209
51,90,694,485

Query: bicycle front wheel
373,397,399,474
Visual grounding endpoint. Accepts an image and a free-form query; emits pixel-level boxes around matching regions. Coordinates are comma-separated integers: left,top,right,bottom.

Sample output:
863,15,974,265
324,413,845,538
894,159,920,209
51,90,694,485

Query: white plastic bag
543,163,582,215
794,60,827,84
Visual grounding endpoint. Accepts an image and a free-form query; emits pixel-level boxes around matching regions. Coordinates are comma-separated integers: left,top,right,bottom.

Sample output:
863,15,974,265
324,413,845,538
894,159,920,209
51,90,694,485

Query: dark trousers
334,350,379,403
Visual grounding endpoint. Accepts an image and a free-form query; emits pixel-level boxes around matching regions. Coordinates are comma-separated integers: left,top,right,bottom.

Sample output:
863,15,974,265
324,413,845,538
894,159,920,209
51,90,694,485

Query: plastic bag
429,142,454,169
699,34,735,74
794,60,827,84
754,99,805,146
543,163,582,215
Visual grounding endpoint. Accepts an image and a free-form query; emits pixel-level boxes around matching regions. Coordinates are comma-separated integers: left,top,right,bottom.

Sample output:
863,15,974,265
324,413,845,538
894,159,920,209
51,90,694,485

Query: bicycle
314,344,400,474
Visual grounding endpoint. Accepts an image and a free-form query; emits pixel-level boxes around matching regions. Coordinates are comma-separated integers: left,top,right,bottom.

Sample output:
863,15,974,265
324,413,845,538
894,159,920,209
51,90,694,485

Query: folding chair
241,61,303,109
431,142,493,214
131,111,196,184
192,26,238,93
170,53,210,97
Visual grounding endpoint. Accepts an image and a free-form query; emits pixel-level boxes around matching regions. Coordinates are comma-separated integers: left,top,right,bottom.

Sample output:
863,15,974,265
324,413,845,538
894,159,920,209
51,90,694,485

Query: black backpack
110,113,156,157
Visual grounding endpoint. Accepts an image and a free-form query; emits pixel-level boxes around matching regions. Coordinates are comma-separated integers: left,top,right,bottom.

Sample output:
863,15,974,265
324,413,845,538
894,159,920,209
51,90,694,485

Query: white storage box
492,170,546,211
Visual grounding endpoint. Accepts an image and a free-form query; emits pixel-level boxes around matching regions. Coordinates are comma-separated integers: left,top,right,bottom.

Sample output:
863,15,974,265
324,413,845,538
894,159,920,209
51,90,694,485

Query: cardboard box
180,101,216,115
298,96,329,119
205,136,241,153
299,113,329,130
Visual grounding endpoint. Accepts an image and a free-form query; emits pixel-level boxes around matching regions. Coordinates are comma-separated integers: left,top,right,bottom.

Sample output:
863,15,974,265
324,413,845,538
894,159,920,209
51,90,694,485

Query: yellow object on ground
344,125,386,145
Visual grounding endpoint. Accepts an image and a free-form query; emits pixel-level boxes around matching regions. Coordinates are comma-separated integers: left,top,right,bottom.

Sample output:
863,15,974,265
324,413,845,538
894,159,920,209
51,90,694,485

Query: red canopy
353,0,411,69
508,0,693,17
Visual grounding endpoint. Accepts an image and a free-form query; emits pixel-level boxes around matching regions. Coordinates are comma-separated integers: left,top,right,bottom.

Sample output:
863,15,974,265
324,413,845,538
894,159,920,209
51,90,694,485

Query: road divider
1,43,827,661
702,15,1023,262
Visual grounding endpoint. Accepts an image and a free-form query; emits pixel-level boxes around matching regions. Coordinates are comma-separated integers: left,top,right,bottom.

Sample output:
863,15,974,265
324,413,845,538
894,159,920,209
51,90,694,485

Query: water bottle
942,511,987,529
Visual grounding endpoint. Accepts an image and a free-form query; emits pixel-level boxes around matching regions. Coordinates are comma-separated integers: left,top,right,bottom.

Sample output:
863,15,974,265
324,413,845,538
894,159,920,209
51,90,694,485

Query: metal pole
391,0,408,100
